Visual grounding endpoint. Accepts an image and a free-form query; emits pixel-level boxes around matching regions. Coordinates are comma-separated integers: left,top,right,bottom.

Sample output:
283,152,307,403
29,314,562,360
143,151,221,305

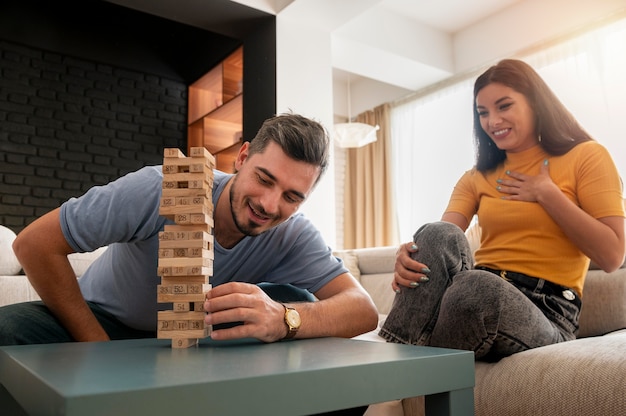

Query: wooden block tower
157,147,215,348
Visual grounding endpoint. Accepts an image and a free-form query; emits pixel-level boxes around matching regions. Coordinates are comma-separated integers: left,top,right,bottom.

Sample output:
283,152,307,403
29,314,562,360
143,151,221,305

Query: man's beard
229,176,265,237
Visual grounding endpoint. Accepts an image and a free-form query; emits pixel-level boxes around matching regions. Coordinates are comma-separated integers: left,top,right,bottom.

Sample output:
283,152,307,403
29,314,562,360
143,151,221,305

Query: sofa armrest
578,268,626,338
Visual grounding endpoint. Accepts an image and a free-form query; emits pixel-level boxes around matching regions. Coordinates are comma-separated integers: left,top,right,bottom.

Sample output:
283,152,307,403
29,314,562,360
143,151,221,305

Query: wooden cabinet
187,46,243,172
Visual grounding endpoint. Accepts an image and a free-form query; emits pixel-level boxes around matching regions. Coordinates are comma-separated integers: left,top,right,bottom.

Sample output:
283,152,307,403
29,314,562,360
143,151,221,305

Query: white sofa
335,242,626,416
3,224,626,415
0,225,108,307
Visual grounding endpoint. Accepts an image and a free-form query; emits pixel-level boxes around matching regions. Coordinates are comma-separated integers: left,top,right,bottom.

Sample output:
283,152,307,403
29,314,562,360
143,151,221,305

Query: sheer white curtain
391,79,475,242
391,17,626,242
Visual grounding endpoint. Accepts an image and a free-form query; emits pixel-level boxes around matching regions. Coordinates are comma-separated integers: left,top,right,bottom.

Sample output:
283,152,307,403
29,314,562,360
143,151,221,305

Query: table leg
0,384,28,416
425,388,474,416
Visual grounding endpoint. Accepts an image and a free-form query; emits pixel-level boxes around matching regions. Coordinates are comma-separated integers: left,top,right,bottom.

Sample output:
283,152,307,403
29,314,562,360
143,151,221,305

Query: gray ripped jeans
379,221,580,361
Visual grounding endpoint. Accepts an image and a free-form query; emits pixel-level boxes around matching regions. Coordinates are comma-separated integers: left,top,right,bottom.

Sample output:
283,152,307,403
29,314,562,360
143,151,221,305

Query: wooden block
173,302,191,312
161,187,210,198
159,203,213,217
189,146,216,165
157,290,208,302
159,230,212,242
164,148,185,158
159,247,213,259
175,196,210,207
190,213,214,227
158,248,174,258
157,326,210,339
162,178,212,192
163,224,212,233
158,310,205,321
157,266,212,278
157,283,204,295
160,196,212,211
162,157,213,171
171,338,198,349
158,239,212,250
160,275,210,284
162,171,213,185
157,315,211,333
158,257,212,269
189,162,212,173
170,213,215,227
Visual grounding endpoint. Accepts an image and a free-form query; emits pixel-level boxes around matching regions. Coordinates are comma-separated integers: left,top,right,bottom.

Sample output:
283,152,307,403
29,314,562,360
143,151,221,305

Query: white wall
275,9,337,246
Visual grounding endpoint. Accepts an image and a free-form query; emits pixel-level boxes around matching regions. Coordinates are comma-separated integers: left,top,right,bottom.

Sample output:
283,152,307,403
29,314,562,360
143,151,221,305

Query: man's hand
203,282,287,342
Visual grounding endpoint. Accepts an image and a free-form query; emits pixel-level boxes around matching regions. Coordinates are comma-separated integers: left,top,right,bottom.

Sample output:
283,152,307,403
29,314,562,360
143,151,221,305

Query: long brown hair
473,59,593,172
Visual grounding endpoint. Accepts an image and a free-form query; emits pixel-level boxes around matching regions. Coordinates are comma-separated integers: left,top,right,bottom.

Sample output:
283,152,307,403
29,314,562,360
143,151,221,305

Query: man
3,113,378,345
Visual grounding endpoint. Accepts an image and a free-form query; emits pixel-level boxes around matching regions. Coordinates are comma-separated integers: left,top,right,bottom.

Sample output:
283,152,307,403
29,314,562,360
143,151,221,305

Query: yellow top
446,141,624,296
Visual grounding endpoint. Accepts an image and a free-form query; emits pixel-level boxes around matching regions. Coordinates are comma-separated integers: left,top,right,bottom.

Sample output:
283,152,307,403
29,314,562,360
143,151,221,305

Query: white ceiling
106,0,625,116
382,0,522,33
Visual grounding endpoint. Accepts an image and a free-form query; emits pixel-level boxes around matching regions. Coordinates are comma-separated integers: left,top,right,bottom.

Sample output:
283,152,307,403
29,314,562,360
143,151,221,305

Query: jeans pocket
540,293,580,337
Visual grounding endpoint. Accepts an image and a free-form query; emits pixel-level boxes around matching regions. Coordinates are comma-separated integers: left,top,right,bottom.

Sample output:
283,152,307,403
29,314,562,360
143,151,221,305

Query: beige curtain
343,103,399,249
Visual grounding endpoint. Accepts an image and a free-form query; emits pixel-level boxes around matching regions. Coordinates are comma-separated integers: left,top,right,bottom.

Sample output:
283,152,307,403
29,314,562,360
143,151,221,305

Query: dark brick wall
0,40,187,233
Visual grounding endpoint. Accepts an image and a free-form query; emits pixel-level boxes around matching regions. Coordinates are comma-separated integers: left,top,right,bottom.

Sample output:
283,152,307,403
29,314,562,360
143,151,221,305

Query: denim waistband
476,266,581,309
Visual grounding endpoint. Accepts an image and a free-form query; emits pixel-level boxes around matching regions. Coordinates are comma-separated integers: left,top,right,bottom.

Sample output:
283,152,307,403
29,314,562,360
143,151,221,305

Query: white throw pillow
333,250,361,282
0,225,22,275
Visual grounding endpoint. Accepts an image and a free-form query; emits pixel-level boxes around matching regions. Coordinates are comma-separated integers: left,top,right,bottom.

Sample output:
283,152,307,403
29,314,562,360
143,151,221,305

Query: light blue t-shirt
60,166,347,331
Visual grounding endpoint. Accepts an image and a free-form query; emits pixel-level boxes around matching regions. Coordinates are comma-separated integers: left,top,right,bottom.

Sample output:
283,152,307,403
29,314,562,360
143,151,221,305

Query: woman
379,59,625,361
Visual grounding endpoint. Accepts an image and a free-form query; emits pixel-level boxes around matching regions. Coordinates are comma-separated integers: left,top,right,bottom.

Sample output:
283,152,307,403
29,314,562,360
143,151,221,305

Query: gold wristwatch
282,305,301,339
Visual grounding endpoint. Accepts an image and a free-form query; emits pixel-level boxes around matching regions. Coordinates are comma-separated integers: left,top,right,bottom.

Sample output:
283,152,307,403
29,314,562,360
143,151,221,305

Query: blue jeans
379,222,580,361
0,283,315,346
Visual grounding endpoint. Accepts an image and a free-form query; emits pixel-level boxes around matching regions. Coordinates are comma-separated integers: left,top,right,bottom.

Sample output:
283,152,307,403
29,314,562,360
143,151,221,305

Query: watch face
286,309,301,327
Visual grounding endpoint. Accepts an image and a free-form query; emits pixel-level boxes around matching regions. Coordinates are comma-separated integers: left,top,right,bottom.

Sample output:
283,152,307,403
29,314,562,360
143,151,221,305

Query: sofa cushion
353,246,397,275
361,273,395,315
474,331,626,416
0,225,21,276
0,275,41,306
333,250,361,281
578,268,626,337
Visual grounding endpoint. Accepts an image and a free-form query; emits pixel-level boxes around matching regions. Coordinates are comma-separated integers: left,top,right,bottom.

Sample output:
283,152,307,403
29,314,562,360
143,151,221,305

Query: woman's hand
496,160,559,202
392,242,431,293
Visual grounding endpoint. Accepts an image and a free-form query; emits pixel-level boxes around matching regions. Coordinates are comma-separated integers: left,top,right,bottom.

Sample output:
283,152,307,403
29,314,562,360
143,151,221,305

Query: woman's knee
413,221,464,241
444,271,505,315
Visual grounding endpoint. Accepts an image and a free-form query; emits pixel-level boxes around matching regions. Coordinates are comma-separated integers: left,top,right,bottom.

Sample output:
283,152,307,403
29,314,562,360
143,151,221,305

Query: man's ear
233,141,250,171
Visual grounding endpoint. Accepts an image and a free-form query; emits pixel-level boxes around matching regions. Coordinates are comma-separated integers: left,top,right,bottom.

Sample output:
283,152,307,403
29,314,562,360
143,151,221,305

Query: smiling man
4,113,378,347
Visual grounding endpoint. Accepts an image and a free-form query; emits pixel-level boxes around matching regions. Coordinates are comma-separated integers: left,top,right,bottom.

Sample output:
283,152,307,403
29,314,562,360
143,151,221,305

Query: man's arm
12,208,110,342
204,273,378,342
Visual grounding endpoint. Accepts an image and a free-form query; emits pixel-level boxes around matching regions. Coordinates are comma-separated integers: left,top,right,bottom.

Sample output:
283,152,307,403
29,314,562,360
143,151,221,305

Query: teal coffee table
0,337,474,415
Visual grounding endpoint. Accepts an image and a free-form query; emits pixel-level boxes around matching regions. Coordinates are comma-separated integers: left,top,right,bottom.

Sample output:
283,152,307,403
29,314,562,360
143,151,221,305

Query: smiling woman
391,17,626,239
379,51,625,368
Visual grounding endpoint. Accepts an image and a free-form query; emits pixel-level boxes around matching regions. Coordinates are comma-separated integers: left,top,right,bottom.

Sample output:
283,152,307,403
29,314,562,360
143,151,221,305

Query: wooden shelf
188,65,223,124
222,48,243,102
215,139,243,173
187,46,243,173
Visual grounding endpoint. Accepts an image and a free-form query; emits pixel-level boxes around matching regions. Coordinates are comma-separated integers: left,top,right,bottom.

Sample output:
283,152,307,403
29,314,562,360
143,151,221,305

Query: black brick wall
0,40,187,233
